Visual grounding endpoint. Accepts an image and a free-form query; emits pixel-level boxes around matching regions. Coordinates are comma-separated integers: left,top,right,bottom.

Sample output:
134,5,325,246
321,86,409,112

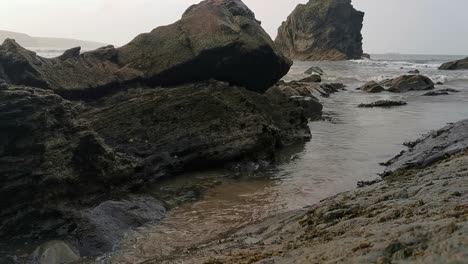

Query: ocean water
100,55,468,262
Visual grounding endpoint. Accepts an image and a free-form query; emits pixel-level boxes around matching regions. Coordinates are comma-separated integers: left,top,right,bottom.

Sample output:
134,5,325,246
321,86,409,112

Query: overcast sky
1,0,468,55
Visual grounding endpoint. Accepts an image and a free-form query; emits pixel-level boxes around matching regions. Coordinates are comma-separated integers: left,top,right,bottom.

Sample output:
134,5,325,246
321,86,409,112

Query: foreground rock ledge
0,81,313,259
0,0,290,95
275,0,364,61
149,119,468,264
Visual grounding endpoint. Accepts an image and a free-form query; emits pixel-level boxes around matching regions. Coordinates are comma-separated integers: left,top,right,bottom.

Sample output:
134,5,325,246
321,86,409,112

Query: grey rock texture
0,86,136,232
275,0,364,61
439,56,468,70
383,119,468,175
0,0,290,95
150,119,468,264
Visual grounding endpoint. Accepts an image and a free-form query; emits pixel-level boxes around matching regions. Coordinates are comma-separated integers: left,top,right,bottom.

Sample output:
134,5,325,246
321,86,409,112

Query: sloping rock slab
383,119,468,174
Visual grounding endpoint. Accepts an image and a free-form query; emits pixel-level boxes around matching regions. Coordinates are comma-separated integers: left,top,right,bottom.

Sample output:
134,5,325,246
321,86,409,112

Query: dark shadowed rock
298,74,322,83
117,0,291,93
275,0,364,61
422,91,449,96
0,86,138,249
358,100,407,108
0,0,291,95
362,53,370,59
439,56,468,70
359,81,385,93
381,75,435,93
304,66,324,75
440,88,460,93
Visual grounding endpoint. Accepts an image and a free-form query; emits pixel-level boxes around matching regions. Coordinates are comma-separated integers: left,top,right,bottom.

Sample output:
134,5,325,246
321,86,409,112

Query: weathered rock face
83,81,311,174
275,0,364,61
0,86,136,227
439,56,468,70
0,0,290,95
383,119,468,175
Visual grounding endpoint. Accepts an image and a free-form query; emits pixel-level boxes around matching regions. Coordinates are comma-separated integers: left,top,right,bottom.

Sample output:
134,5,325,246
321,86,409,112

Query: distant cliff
275,0,364,61
0,30,107,50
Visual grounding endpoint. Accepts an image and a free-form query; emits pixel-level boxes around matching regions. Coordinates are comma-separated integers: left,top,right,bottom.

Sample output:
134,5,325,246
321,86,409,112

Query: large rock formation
439,56,468,70
0,80,314,259
0,0,290,95
0,0,315,259
275,0,364,61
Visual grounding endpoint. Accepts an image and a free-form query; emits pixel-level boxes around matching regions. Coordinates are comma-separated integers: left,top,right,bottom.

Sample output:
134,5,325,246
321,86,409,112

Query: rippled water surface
96,55,468,262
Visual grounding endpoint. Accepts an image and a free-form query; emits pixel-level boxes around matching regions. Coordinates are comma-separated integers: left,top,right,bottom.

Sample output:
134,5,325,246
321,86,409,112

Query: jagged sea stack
275,0,364,61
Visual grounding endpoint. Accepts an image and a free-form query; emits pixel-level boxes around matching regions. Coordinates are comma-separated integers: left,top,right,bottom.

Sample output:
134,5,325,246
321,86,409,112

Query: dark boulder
275,0,364,61
423,88,460,96
408,69,420,74
439,57,468,70
0,0,291,96
359,81,385,93
117,0,291,93
358,100,407,108
380,75,434,93
422,91,449,96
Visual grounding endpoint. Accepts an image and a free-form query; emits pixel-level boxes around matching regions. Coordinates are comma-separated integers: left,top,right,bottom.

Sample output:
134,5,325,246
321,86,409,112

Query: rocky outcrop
275,0,364,61
0,86,137,230
439,56,468,70
383,119,468,175
383,75,434,93
0,79,313,259
154,119,468,264
357,75,434,94
0,0,290,95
